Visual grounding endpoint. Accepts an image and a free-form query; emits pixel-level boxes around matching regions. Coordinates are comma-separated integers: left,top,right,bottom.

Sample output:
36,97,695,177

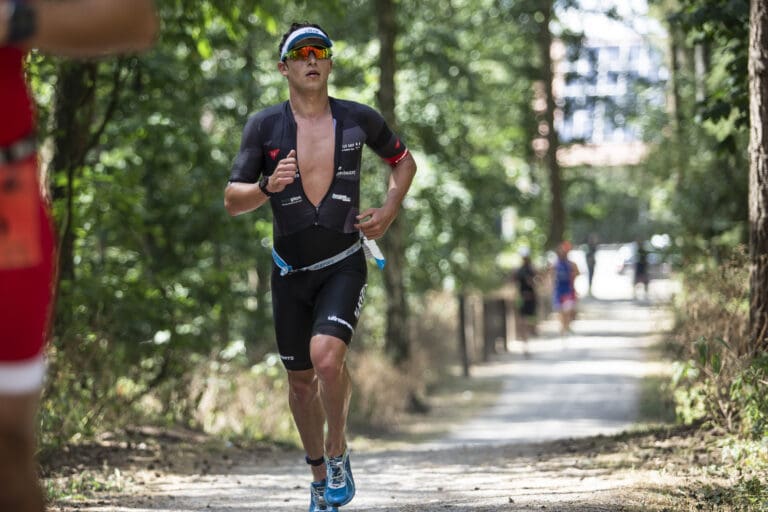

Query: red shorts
0,156,55,392
554,291,577,312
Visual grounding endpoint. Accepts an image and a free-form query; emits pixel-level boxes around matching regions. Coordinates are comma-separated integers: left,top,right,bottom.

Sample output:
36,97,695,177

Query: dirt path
432,298,671,448
46,273,724,512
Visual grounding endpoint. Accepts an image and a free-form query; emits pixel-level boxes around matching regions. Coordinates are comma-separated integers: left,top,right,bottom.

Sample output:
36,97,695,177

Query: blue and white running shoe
310,480,338,512
324,451,356,507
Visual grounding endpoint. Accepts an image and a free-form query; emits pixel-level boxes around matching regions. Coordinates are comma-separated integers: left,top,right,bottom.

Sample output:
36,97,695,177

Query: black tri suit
229,98,409,370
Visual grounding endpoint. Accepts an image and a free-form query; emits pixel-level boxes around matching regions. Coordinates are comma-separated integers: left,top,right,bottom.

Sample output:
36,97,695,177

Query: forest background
27,0,767,505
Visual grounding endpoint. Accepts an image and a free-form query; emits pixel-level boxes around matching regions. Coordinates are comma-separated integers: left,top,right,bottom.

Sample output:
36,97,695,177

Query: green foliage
28,0,546,446
30,1,295,444
669,243,768,501
566,165,664,244
668,0,750,128
28,0,756,453
394,0,538,290
641,117,749,260
692,476,768,512
188,353,298,444
671,248,767,440
731,354,768,440
671,360,705,424
640,0,750,260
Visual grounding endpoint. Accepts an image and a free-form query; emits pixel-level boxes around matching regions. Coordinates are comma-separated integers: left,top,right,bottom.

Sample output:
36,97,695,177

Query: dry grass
671,248,756,430
674,249,750,355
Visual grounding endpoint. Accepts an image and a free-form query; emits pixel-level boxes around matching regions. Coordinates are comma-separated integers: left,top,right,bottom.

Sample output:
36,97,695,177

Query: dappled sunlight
428,278,674,448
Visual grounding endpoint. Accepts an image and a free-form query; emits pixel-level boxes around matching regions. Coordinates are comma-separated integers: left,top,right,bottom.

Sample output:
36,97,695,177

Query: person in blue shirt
551,241,579,336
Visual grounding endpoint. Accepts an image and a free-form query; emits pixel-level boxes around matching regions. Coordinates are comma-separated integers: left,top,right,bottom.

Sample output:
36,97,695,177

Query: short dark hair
277,22,331,58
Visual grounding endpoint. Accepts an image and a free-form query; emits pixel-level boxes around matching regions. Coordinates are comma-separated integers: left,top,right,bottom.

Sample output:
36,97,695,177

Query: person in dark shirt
224,22,417,512
586,233,598,296
515,248,538,356
634,239,650,300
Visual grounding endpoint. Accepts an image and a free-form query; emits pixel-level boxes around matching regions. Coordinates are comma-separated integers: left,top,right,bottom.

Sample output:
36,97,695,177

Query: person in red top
0,2,157,510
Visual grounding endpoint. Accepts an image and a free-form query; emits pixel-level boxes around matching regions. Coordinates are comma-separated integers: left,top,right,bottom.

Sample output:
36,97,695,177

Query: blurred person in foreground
224,22,417,512
0,2,157,510
551,241,579,336
515,247,538,356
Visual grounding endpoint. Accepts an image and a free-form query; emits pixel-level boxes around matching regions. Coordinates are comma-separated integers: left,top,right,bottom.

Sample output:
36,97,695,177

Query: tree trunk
749,0,768,352
243,30,274,349
667,23,687,188
214,242,229,345
50,61,98,283
458,294,470,377
694,42,710,103
668,26,684,138
538,0,565,249
376,0,410,364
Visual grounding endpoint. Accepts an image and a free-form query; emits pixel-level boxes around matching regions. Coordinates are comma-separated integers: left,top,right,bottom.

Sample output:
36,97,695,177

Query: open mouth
306,71,320,77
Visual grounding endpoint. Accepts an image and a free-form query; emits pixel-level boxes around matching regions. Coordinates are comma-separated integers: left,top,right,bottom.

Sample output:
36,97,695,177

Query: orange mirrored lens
285,46,332,61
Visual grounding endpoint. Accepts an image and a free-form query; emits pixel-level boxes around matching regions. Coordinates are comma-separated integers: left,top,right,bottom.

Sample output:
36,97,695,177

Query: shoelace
327,456,345,488
311,484,330,511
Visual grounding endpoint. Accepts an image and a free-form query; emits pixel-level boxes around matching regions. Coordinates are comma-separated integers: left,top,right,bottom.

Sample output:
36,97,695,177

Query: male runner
0,2,157,510
225,22,417,512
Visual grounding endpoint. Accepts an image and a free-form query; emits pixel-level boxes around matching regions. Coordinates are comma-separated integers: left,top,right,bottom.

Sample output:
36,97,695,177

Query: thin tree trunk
376,0,410,364
667,23,688,189
694,42,709,103
242,30,274,348
50,61,97,282
538,0,565,248
749,0,768,352
214,242,229,344
458,294,470,377
49,61,98,344
668,27,683,137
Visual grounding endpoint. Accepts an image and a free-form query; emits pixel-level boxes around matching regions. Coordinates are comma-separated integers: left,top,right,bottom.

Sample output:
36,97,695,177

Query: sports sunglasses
283,45,333,61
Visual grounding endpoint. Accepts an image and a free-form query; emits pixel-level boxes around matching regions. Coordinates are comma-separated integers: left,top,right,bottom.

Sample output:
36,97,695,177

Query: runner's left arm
355,153,416,240
353,106,417,240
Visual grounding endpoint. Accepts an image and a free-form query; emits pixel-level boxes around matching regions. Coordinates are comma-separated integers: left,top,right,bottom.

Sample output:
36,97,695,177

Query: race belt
272,236,386,277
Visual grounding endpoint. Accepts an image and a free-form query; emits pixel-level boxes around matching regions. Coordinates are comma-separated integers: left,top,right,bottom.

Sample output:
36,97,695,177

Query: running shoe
309,480,338,512
324,451,355,507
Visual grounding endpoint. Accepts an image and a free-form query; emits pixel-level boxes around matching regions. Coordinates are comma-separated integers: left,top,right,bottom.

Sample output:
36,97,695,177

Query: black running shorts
271,250,367,371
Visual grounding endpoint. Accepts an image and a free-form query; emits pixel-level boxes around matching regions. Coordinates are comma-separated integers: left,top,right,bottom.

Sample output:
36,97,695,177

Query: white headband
280,27,333,60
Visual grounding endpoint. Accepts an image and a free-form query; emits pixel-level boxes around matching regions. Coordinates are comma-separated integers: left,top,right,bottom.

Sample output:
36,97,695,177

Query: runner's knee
309,341,346,383
287,371,319,405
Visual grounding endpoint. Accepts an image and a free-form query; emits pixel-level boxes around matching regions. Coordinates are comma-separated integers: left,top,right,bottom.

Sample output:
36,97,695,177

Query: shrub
671,246,768,439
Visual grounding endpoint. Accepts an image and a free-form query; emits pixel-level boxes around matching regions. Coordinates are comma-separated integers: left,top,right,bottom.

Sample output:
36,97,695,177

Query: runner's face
279,39,332,90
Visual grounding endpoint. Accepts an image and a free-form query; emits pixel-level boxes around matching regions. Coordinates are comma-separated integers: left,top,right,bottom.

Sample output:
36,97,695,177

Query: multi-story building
554,6,667,167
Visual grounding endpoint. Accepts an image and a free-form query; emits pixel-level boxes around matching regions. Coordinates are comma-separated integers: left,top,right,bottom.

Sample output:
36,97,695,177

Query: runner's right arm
225,151,296,217
225,114,296,217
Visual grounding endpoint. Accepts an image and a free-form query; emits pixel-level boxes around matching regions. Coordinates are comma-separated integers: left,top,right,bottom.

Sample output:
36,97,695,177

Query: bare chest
296,115,335,206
